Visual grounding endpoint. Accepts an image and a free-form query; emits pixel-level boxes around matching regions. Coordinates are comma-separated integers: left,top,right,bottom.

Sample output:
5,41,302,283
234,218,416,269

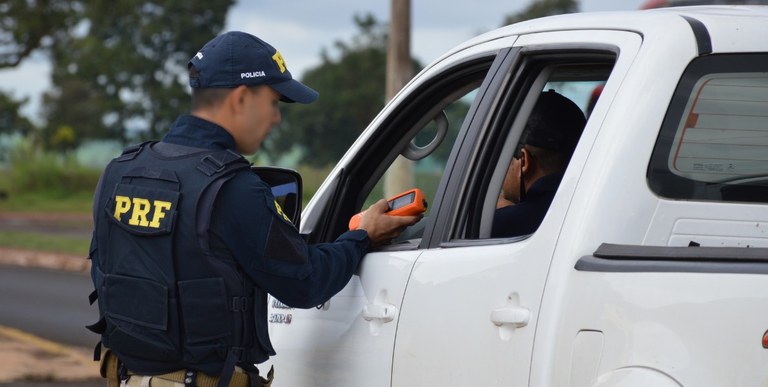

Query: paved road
0,264,98,348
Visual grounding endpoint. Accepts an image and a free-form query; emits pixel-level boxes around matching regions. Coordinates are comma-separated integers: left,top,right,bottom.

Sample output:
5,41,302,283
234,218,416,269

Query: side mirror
251,166,303,227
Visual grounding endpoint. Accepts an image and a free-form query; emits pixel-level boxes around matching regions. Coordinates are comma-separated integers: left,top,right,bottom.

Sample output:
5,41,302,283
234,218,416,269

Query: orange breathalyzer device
348,188,428,230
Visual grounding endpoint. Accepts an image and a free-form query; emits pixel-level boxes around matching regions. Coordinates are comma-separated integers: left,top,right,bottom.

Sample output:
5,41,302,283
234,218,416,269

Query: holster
99,346,122,387
256,366,274,387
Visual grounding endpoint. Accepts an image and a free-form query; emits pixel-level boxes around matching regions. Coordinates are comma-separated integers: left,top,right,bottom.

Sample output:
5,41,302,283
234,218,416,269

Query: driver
492,90,586,238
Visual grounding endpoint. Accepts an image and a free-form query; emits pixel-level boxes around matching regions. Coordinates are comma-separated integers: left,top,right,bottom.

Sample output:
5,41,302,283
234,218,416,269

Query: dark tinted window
648,54,768,203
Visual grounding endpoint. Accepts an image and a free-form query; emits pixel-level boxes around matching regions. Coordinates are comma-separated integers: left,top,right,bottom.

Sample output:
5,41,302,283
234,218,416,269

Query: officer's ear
222,85,253,117
224,85,250,114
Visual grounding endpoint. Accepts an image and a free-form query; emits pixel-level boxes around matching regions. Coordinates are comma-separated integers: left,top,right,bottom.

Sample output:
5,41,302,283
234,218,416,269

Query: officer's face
237,85,282,154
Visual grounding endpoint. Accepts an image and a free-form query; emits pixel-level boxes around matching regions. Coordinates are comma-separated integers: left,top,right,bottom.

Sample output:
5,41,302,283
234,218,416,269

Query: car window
317,55,498,249
446,53,617,241
363,87,480,214
648,54,768,203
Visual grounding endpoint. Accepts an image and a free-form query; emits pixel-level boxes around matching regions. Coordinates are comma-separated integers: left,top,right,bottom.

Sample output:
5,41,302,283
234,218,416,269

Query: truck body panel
266,7,768,386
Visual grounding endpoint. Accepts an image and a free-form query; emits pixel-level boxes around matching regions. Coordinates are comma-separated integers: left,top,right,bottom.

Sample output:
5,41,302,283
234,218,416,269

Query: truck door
391,30,642,386
265,37,520,387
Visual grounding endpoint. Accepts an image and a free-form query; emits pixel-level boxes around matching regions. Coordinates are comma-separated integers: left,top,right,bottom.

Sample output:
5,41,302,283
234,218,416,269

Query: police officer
492,90,586,238
88,31,419,387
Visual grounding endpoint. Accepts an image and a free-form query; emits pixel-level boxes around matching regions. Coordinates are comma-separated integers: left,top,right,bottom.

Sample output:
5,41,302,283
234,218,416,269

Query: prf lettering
272,51,287,73
113,195,172,228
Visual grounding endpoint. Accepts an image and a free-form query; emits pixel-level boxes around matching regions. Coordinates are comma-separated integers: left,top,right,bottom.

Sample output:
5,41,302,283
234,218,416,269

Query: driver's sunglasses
514,144,525,159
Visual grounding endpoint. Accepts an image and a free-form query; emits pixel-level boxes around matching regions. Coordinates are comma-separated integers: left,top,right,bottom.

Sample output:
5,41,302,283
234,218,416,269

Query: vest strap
86,316,106,334
197,149,247,176
114,141,151,162
216,348,239,387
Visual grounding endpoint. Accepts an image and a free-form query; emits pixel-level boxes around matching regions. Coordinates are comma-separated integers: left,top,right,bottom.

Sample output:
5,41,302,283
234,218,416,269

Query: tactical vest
88,141,275,379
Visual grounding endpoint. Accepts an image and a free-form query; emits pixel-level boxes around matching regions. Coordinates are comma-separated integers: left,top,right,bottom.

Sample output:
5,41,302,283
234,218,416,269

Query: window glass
649,54,768,203
667,73,768,182
363,86,480,214
468,59,614,240
350,57,492,248
543,80,605,117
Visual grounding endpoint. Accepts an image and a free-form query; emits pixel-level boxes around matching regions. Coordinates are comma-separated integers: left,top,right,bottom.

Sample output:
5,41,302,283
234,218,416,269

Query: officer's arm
209,173,371,308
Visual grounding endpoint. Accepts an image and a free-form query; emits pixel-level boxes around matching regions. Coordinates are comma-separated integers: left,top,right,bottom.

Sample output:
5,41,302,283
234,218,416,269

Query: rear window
648,54,768,203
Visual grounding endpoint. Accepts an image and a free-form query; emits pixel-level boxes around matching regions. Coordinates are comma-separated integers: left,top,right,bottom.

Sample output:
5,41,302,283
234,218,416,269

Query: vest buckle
198,154,226,176
232,297,250,312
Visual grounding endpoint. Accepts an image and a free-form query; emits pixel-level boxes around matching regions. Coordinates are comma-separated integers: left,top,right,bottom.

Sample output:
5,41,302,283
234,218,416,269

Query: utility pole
383,0,413,197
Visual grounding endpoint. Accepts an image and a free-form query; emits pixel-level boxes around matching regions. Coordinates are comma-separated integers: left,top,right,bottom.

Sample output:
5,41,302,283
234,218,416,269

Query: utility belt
121,368,273,387
101,348,273,387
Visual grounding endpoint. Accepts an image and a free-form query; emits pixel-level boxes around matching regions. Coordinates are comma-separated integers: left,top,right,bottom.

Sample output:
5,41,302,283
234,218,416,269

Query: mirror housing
402,110,449,161
251,166,303,227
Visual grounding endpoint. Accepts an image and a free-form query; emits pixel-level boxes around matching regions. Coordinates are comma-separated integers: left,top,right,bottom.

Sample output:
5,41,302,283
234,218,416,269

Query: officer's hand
358,199,421,247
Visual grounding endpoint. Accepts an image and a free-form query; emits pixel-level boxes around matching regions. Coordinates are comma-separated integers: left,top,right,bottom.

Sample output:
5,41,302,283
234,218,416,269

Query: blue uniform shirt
491,172,564,238
163,115,371,308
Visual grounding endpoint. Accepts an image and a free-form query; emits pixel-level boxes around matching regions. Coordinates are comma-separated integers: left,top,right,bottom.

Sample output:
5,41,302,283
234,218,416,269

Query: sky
0,0,648,120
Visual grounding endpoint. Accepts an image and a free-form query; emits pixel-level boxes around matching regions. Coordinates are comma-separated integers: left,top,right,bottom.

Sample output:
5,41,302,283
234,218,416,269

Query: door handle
490,306,530,327
362,303,397,323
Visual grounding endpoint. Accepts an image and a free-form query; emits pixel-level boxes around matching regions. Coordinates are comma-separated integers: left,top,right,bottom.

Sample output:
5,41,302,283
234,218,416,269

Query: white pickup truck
263,6,768,386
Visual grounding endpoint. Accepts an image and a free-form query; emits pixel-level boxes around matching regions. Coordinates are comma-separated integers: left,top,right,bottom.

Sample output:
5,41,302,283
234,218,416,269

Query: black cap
521,90,586,152
188,31,318,104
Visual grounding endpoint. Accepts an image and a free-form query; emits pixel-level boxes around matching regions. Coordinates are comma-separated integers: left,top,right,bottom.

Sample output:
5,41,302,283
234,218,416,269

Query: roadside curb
0,247,89,273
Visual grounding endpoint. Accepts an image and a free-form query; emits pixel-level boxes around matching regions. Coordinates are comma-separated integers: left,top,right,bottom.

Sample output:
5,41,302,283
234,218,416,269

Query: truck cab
265,6,768,386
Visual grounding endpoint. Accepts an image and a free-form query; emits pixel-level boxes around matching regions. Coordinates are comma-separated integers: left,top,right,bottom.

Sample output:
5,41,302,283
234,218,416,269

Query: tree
0,0,80,68
503,0,580,25
41,0,234,148
268,14,420,166
0,92,36,135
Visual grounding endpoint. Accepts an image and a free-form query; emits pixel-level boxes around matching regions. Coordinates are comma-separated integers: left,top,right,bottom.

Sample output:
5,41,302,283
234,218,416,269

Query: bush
6,141,101,198
296,164,334,206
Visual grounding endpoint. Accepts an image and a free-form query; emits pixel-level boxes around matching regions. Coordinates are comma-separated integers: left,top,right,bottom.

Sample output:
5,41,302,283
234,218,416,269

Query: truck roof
441,6,768,59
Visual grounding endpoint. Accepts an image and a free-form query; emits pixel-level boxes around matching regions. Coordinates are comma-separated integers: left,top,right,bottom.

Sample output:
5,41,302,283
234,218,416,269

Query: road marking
0,324,71,356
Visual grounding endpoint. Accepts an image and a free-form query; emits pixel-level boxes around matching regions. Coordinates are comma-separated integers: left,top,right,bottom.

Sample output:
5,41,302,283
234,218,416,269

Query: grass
0,174,93,255
0,231,90,256
0,191,94,213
